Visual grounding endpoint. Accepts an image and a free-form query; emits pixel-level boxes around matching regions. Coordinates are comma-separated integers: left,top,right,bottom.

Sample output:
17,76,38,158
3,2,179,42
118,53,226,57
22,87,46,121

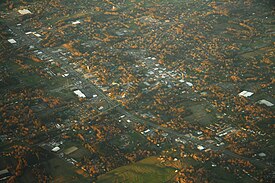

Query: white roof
197,131,203,135
34,33,41,37
197,145,205,151
62,73,69,77
73,90,86,98
186,82,193,87
257,99,274,107
72,20,81,25
18,9,32,15
51,146,60,152
144,129,150,133
8,39,16,44
258,152,266,157
238,91,254,97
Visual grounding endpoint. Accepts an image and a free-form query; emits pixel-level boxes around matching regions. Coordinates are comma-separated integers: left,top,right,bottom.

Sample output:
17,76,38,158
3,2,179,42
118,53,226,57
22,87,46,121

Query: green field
97,156,176,183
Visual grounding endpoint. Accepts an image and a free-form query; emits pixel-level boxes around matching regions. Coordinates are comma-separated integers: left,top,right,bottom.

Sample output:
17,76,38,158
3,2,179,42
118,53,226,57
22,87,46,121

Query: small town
0,0,274,182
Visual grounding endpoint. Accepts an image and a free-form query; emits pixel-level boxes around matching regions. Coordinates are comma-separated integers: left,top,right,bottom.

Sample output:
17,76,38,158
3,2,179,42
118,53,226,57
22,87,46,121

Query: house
51,146,61,152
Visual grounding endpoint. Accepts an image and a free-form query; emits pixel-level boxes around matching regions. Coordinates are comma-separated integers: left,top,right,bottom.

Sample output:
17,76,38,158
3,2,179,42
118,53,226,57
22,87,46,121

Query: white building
257,99,274,107
73,90,86,98
197,145,205,151
8,39,16,44
238,91,254,97
18,9,32,15
72,20,81,25
51,146,60,152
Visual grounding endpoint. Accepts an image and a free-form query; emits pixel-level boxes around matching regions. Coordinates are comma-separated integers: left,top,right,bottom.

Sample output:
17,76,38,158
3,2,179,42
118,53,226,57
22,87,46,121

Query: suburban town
0,0,274,182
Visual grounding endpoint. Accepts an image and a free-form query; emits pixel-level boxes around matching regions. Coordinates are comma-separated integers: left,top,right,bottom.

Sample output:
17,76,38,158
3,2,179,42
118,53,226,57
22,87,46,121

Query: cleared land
97,156,176,183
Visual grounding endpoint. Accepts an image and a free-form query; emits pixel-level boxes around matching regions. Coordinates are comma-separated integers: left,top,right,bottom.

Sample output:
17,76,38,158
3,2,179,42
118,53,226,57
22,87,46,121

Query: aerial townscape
0,0,274,182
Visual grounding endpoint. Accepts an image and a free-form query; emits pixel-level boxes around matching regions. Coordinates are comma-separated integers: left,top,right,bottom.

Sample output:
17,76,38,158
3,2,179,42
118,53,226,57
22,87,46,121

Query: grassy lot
97,156,176,183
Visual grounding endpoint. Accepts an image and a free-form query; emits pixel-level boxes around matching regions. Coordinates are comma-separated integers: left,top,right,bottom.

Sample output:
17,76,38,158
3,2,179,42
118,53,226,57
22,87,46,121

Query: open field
97,156,176,183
